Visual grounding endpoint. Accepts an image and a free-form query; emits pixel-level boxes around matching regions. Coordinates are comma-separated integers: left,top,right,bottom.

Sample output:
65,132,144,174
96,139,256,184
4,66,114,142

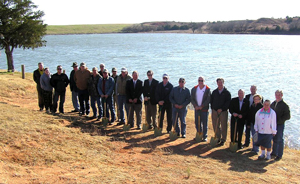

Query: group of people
33,62,290,161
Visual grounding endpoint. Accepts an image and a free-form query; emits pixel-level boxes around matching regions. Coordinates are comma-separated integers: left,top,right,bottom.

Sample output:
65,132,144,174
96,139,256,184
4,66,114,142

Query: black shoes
218,141,225,146
275,156,282,161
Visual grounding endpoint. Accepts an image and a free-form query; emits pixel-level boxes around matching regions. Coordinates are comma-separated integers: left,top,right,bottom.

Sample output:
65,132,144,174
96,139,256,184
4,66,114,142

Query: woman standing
254,100,277,160
40,68,53,113
247,94,263,154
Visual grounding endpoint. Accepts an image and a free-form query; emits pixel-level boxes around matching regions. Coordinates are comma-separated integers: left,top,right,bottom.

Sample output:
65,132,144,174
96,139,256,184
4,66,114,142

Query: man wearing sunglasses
50,65,69,114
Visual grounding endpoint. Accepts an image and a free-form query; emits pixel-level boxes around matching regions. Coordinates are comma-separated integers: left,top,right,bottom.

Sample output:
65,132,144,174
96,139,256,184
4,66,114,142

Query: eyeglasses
57,68,62,70
198,80,203,82
179,81,185,83
112,71,117,72
147,74,152,76
163,77,168,80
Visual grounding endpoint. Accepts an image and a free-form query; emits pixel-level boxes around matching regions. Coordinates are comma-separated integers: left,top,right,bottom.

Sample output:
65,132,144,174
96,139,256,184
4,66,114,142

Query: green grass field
46,24,132,35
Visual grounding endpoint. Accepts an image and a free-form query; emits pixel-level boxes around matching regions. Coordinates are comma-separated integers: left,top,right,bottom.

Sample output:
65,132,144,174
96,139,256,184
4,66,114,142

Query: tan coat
74,69,91,90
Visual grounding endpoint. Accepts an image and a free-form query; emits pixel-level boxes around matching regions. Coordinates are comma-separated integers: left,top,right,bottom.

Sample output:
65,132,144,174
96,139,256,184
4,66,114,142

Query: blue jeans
118,95,128,123
194,111,208,139
78,89,90,114
72,90,79,111
102,96,116,122
172,107,187,136
251,123,259,152
272,124,285,158
53,91,65,113
91,96,102,117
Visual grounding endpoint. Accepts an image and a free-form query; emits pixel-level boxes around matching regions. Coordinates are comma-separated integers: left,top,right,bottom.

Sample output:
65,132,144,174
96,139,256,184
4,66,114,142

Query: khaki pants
211,109,228,142
113,94,120,120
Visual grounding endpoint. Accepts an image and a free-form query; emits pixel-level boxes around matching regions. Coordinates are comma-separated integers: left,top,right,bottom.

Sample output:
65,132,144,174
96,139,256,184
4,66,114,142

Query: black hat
71,62,78,67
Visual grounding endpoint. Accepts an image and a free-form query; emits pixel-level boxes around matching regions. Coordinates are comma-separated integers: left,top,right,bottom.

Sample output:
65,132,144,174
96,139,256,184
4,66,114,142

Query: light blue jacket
169,86,191,107
97,76,115,96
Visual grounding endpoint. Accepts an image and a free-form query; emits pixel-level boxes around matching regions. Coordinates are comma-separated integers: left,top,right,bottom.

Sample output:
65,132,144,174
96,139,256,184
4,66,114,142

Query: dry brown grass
0,71,299,183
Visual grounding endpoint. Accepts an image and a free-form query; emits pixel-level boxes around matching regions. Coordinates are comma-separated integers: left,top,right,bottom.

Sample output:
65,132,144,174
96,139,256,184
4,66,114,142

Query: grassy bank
0,72,299,183
46,24,132,35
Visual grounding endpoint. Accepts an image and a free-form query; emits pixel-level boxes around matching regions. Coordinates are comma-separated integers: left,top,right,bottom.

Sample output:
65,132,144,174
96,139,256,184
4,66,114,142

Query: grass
0,72,300,183
46,24,132,35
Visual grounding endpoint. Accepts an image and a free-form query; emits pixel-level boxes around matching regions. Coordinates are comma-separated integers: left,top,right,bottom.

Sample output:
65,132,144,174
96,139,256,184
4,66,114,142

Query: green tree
0,0,47,72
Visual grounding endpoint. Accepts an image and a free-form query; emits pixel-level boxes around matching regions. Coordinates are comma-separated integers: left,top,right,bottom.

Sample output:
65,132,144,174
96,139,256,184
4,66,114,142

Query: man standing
111,67,120,121
244,85,264,147
33,62,44,111
169,78,191,138
229,89,250,149
99,63,110,77
116,67,132,125
126,71,143,129
98,69,116,124
74,63,91,116
191,76,211,141
210,78,231,146
69,62,80,112
155,74,173,133
40,68,53,113
143,70,159,129
271,90,291,161
50,65,69,114
88,67,102,119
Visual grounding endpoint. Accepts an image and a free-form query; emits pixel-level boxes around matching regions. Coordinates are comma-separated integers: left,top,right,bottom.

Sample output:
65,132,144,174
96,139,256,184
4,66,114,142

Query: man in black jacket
271,90,291,161
155,74,173,133
33,62,44,111
126,71,143,129
69,62,80,112
50,65,69,114
143,70,159,129
229,89,250,149
210,78,231,146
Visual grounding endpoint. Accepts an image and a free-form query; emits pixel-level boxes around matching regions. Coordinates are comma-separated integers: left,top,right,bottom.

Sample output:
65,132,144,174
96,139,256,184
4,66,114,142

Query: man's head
100,63,105,71
92,67,98,75
162,74,169,85
121,67,127,77
132,71,138,80
80,62,86,70
44,67,50,75
112,67,117,76
147,70,153,80
216,78,224,90
250,85,257,95
179,78,185,88
57,65,62,75
38,62,44,70
103,69,108,78
72,62,78,71
275,90,283,102
238,89,245,100
198,76,205,86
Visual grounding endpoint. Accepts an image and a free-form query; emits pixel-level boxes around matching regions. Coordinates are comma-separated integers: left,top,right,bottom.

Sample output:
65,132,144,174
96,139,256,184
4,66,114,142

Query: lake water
1,33,299,149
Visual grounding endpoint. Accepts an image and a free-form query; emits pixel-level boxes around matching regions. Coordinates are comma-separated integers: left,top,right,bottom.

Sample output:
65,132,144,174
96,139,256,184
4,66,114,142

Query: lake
1,33,299,149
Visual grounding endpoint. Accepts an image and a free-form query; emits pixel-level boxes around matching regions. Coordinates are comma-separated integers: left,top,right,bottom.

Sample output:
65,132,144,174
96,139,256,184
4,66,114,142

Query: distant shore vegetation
121,16,300,35
46,17,300,35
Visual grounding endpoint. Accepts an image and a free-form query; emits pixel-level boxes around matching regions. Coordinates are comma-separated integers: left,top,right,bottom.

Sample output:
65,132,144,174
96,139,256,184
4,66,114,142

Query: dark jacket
270,100,291,125
143,78,159,105
169,86,191,107
247,102,263,126
191,85,211,112
33,68,43,87
70,70,78,92
112,74,118,95
211,87,231,111
155,82,173,105
229,97,250,121
50,73,69,93
88,74,102,97
126,79,143,104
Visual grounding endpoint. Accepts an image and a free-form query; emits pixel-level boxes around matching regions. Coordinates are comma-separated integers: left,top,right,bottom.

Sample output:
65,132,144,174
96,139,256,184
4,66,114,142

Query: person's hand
133,98,137,103
101,95,105,98
238,114,243,119
104,95,108,98
129,99,133,103
178,105,183,109
158,101,164,106
174,104,179,109
233,113,238,117
217,109,222,113
247,126,251,128
144,97,148,101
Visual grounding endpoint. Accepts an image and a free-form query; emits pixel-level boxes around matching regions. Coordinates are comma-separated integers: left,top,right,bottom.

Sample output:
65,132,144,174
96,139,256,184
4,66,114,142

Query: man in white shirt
191,76,211,141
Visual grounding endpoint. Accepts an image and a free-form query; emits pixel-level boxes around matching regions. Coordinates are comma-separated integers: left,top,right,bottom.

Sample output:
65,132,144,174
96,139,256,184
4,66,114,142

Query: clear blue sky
32,0,300,25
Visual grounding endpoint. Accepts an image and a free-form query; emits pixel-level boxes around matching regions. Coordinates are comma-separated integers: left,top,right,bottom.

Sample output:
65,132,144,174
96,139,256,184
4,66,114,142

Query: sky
31,0,300,25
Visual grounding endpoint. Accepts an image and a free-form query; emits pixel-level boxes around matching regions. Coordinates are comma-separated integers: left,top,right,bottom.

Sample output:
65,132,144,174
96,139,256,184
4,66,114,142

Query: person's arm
106,78,115,96
181,89,191,107
97,78,104,96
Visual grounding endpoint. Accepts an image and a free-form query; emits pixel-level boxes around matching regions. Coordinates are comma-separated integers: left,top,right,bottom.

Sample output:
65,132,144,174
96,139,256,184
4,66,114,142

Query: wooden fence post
21,65,25,79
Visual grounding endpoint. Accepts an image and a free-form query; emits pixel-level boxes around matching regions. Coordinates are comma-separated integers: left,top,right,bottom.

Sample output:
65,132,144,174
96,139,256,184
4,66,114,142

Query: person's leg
220,111,228,143
244,122,251,147
201,111,209,140
84,90,90,115
52,91,59,113
107,96,115,122
96,97,102,119
145,103,151,126
149,104,157,128
159,106,166,130
259,146,266,159
90,96,97,117
172,107,180,134
37,85,44,110
118,95,125,123
237,120,245,148
230,117,235,143
180,108,187,136
194,110,200,133
72,91,80,111
59,91,65,113
251,123,259,152
135,103,142,128
273,124,284,159
211,110,220,140
128,104,134,127
166,104,173,132
78,90,85,115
